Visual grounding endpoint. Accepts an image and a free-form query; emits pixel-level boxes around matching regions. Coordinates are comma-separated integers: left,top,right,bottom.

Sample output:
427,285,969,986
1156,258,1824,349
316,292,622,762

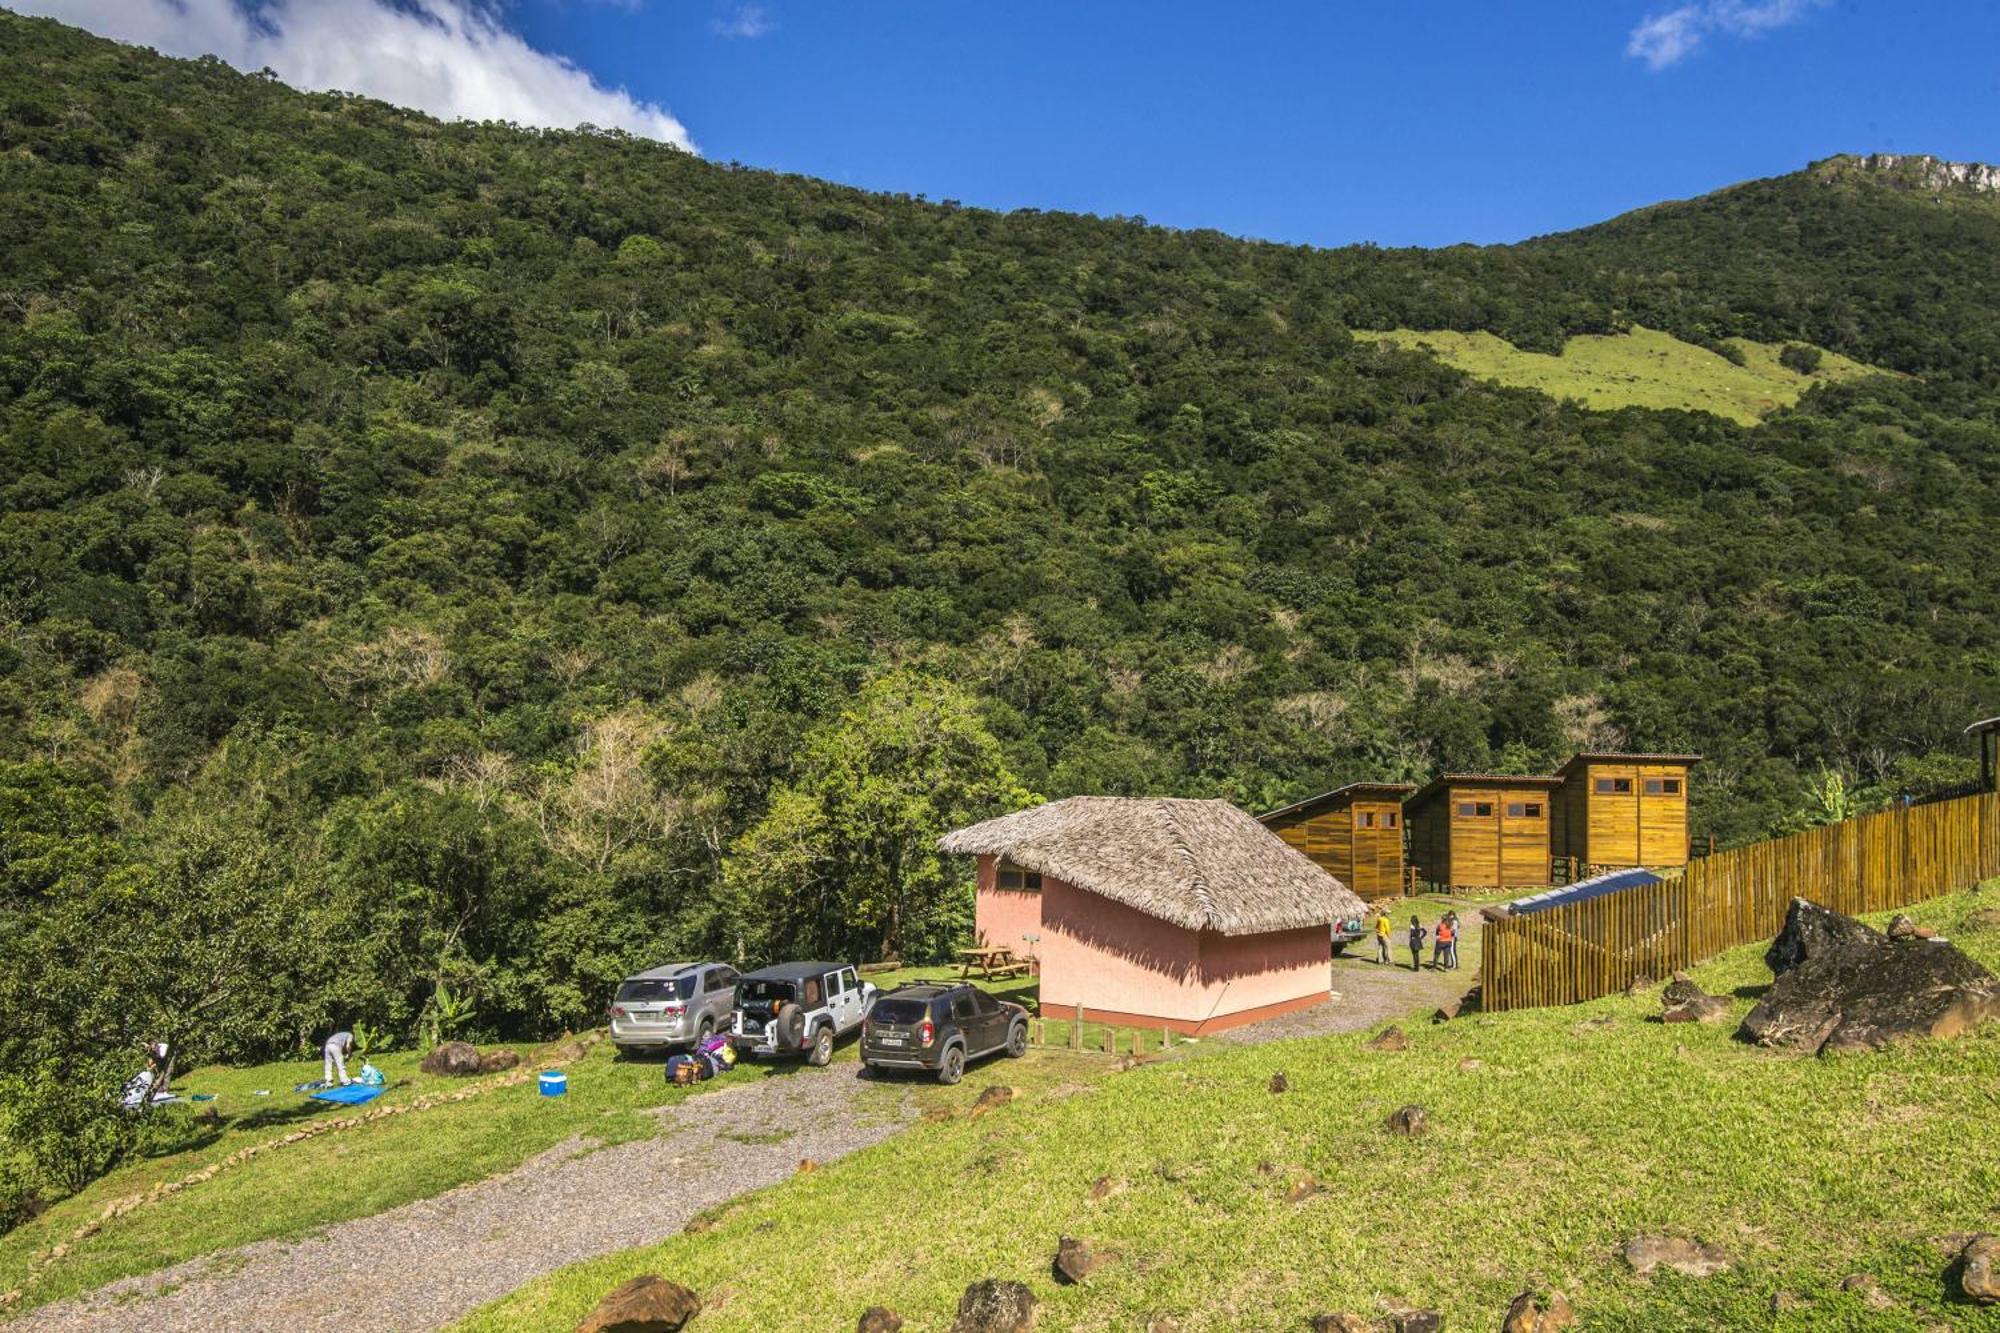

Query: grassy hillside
1358,327,1883,425
461,888,2000,1333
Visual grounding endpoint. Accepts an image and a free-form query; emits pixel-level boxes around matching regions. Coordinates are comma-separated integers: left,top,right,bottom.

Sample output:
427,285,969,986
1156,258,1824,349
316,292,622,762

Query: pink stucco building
943,797,1363,1035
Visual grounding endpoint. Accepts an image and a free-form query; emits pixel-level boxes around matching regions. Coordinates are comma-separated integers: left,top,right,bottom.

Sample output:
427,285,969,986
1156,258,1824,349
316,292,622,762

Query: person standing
1374,908,1393,964
1407,915,1427,972
323,1030,357,1087
1433,914,1455,970
1444,911,1462,970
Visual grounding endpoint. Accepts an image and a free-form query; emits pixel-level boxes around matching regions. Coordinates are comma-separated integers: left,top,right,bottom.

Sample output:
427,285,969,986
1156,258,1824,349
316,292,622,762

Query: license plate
878,1035,905,1046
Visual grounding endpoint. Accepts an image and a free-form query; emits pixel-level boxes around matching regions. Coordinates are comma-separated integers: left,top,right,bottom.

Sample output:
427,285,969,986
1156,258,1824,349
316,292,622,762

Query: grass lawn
0,969,1049,1314
459,884,2000,1333
1357,326,1883,426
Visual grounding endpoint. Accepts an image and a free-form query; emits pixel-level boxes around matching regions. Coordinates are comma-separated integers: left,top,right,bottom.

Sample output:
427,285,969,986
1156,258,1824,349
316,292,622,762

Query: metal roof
1505,867,1663,915
1258,781,1418,824
1965,716,2000,736
740,961,851,981
1557,752,1702,771
1407,772,1564,806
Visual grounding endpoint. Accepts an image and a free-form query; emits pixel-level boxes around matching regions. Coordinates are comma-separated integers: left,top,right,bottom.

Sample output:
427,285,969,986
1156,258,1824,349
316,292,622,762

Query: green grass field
1358,326,1883,425
459,886,2000,1333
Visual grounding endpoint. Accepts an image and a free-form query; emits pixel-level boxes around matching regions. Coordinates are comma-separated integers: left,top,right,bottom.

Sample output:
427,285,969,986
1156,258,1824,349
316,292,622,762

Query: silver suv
609,961,740,1051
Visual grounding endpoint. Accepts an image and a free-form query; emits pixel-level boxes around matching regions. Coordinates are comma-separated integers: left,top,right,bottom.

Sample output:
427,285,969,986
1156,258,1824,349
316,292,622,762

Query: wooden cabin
1970,717,2000,793
1404,774,1563,891
1258,782,1417,899
1551,752,1699,873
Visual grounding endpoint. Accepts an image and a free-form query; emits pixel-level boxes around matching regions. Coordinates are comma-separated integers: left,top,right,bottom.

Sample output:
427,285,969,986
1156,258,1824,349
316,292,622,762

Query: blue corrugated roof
1507,867,1662,915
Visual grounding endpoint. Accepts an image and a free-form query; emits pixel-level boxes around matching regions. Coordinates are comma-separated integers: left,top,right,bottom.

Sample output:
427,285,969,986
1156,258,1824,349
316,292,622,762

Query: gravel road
21,1068,910,1333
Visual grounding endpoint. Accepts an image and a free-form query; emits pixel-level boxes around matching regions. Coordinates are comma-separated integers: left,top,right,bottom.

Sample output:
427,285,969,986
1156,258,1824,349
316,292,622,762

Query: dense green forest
2,12,1998,1182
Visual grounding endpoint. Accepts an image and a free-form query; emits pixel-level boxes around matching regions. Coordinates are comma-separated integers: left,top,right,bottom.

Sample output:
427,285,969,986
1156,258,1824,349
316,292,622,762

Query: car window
827,970,848,997
870,998,927,1023
741,979,795,1005
703,969,729,993
617,976,695,1003
951,994,975,1021
840,966,859,992
971,990,1000,1015
803,976,822,1007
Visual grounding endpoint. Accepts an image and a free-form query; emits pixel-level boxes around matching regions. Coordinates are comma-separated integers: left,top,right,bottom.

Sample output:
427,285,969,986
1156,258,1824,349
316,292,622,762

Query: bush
0,1154,40,1237
1779,343,1823,374
0,1058,135,1198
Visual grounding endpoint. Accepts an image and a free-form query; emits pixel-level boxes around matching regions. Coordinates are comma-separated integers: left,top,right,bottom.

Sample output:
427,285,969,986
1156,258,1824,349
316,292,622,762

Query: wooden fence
1480,790,2000,1011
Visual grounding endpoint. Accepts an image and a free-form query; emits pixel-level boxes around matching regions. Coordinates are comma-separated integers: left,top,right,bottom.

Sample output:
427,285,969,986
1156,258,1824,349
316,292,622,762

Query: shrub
0,1058,135,1198
1779,343,1823,374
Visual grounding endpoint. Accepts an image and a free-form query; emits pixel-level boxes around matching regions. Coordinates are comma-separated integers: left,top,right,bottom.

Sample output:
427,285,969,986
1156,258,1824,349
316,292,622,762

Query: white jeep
730,961,875,1066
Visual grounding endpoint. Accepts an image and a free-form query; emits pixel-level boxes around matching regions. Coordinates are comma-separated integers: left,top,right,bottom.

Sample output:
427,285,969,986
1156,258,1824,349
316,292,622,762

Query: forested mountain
2,10,1998,1088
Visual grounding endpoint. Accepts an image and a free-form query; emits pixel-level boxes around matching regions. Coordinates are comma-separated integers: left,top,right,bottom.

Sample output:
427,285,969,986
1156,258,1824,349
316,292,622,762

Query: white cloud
710,3,773,39
1627,0,1824,70
15,0,696,150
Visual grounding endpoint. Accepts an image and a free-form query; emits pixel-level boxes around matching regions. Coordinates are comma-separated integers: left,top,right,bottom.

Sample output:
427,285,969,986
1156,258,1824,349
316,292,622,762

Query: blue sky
27,0,2000,248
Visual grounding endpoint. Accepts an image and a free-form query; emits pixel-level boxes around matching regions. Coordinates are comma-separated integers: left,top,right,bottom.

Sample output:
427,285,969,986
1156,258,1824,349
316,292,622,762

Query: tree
725,671,1036,964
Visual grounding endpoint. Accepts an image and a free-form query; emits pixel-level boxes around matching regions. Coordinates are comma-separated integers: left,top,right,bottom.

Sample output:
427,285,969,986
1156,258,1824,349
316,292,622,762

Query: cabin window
1645,777,1683,796
1594,777,1634,794
996,860,1042,892
1358,812,1375,828
1457,801,1494,818
1384,811,1399,828
1507,801,1544,819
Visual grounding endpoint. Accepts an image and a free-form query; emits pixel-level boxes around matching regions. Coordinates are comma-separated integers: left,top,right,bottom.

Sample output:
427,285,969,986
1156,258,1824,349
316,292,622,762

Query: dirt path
20,1070,911,1333
1217,912,1482,1044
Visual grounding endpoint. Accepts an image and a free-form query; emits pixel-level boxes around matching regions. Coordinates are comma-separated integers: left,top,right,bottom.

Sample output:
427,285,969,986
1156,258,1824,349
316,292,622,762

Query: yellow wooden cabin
1258,781,1417,898
1404,774,1563,891
1551,752,1699,874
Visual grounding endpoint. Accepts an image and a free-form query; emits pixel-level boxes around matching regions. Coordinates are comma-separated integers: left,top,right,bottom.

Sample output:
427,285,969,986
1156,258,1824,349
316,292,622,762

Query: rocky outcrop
969,1085,1015,1119
419,1041,483,1077
857,1306,904,1333
1740,899,2000,1054
1051,1235,1104,1284
949,1279,1036,1333
1503,1289,1575,1333
1384,1105,1428,1137
1365,1026,1409,1051
1662,995,1730,1024
573,1275,701,1333
1958,1233,2000,1304
478,1048,520,1074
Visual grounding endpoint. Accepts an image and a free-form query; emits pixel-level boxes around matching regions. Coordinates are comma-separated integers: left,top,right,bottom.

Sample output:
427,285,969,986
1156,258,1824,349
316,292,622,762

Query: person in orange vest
1433,914,1455,971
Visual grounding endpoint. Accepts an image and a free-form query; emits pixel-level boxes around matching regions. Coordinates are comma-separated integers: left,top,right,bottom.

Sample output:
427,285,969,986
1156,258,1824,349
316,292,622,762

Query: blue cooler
538,1071,567,1098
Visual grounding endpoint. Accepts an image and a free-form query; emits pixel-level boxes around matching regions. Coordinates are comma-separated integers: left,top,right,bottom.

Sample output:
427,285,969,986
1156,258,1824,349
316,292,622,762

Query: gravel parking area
21,1069,910,1333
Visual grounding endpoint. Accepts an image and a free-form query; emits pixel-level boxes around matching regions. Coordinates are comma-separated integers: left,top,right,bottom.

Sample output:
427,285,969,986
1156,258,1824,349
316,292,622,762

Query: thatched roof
939,796,1363,936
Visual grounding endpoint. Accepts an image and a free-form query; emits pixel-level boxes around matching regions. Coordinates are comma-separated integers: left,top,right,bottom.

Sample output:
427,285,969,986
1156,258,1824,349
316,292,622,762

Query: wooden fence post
1072,1002,1083,1051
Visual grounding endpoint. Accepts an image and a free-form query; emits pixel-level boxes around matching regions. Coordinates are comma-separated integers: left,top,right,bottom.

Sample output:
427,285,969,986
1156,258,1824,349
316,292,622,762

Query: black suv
859,982,1029,1084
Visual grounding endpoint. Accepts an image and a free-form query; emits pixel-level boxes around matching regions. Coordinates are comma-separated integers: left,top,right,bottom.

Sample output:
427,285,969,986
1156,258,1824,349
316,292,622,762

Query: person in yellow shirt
1373,909,1392,964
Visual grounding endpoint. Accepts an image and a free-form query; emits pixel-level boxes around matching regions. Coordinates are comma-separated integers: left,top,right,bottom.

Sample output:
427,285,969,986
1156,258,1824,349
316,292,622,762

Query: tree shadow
1731,983,1771,1000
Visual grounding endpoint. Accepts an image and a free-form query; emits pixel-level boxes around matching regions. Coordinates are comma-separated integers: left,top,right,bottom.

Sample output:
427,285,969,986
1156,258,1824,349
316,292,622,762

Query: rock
1886,913,1918,940
968,1086,1015,1119
1661,995,1731,1024
1624,974,1654,997
1965,908,2000,932
545,1038,589,1065
1146,1318,1181,1333
573,1275,702,1333
1283,1175,1324,1204
1308,1317,1373,1333
1769,1290,1800,1315
1391,1313,1443,1333
1502,1289,1574,1333
1269,1070,1290,1093
795,1158,818,1174
1740,899,2000,1054
1385,1104,1428,1136
1914,925,1939,939
949,1278,1036,1333
1086,1175,1122,1201
478,1048,520,1074
1458,1058,1483,1072
1838,1273,1894,1310
1959,1233,2000,1304
1660,978,1704,1007
857,1306,903,1333
419,1041,483,1077
1365,1026,1410,1051
1623,1235,1732,1278
1052,1235,1102,1284
1433,988,1479,1023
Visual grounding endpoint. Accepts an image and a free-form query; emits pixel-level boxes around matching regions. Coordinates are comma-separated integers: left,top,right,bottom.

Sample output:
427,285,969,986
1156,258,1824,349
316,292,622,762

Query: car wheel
808,1025,834,1067
1005,1021,1028,1058
936,1045,965,1085
695,1016,713,1045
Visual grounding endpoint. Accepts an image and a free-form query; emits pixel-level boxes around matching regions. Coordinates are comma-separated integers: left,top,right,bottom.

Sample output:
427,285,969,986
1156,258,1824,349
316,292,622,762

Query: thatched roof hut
940,796,1362,935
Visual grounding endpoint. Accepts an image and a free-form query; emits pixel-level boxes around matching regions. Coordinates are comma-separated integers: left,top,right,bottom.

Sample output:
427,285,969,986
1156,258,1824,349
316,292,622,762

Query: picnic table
956,946,1030,981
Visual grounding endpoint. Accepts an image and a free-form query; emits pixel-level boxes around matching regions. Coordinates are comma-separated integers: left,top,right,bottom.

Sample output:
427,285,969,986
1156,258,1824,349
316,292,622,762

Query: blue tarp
309,1083,385,1106
1507,867,1662,916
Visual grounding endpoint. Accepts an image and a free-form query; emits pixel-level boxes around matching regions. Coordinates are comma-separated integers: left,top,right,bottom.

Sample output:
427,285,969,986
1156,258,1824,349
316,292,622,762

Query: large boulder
949,1279,1035,1333
1959,1233,2000,1304
1739,899,2000,1054
478,1048,520,1074
420,1041,483,1077
1051,1235,1104,1284
856,1307,904,1333
573,1275,701,1333
1503,1290,1575,1333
